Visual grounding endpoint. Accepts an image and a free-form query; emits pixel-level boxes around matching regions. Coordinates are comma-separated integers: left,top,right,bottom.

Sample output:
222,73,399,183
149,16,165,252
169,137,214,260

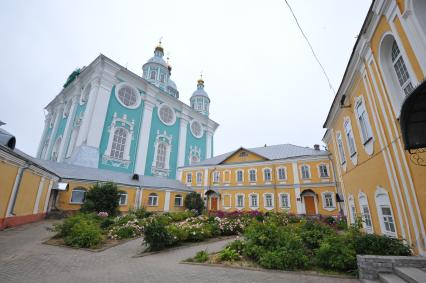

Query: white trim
223,170,231,184
321,191,336,211
115,82,142,109
196,171,203,185
248,168,257,183
69,188,86,204
222,193,232,210
343,117,358,166
157,103,176,126
302,192,318,215
206,130,213,158
189,119,204,139
375,187,397,237
276,166,287,181
317,163,330,178
163,191,171,212
348,195,356,224
358,192,374,234
248,193,259,210
299,164,311,180
235,193,245,210
6,167,24,216
43,180,54,213
177,117,188,167
186,172,192,184
118,192,128,206
235,169,244,183
278,193,291,209
33,177,46,214
148,193,159,206
174,194,183,207
134,100,154,174
353,95,374,156
263,193,274,210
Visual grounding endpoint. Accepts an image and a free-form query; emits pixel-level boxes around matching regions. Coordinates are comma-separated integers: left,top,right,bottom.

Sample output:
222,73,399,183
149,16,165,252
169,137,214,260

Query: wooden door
304,196,316,215
210,197,218,211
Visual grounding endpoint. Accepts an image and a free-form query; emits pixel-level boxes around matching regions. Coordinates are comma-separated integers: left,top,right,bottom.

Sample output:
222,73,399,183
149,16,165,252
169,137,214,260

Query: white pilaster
45,105,64,160
6,167,24,216
33,177,45,214
164,190,171,212
292,161,303,214
36,115,50,158
43,180,54,213
134,99,155,174
177,115,189,167
76,79,100,147
204,168,209,186
206,130,213,158
58,97,78,162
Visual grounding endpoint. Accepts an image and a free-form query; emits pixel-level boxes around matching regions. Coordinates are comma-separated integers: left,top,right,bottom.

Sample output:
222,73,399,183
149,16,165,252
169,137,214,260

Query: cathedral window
151,130,172,177
51,136,62,162
115,83,140,109
80,83,91,104
110,127,128,160
190,120,203,138
156,142,167,169
150,70,157,80
391,40,413,96
160,73,166,83
158,104,176,126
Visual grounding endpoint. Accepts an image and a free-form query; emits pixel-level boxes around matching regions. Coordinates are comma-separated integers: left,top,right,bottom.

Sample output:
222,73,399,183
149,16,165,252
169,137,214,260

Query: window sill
280,206,290,209
249,182,257,185
69,202,84,205
148,205,158,207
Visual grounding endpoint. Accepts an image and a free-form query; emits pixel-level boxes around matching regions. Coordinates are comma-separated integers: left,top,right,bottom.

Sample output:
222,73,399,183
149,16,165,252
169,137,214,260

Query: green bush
315,234,357,273
63,219,103,248
227,239,245,255
354,233,411,256
115,214,137,226
336,218,348,230
299,220,335,250
130,207,153,219
80,182,120,216
167,210,196,222
194,250,209,262
218,247,240,262
259,248,308,270
100,218,115,230
143,219,173,251
115,226,136,239
184,192,204,214
54,213,100,238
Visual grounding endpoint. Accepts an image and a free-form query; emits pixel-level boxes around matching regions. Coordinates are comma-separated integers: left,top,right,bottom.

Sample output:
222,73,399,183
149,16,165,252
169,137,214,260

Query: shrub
259,248,308,270
167,210,196,222
130,207,153,219
315,234,357,273
218,247,240,262
54,213,100,238
299,220,335,250
227,239,245,255
264,212,289,226
194,250,209,263
336,217,348,230
143,219,173,251
63,219,103,248
80,182,120,216
354,233,411,256
184,192,204,214
100,218,115,230
115,214,137,226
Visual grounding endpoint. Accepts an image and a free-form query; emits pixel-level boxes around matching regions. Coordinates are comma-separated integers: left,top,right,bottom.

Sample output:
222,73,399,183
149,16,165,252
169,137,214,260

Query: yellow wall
13,171,41,216
222,149,267,164
0,162,19,218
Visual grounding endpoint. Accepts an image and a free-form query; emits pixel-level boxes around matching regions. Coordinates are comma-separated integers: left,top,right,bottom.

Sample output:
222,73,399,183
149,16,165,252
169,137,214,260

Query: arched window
70,187,86,204
391,40,414,96
148,193,158,206
336,132,346,165
301,165,310,179
375,187,396,237
355,98,373,144
174,194,183,206
319,164,329,178
51,137,62,162
348,195,356,224
118,191,128,205
110,127,128,160
358,193,373,233
344,119,357,157
150,70,157,80
156,142,167,169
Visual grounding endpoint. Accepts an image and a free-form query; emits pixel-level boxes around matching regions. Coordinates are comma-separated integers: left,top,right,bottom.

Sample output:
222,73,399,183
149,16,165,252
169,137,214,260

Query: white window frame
235,193,245,210
186,173,192,184
318,164,329,178
348,195,356,224
375,187,397,237
336,132,347,166
51,136,62,162
213,171,220,183
148,193,159,206
344,117,358,165
151,130,172,177
279,193,290,209
104,116,134,164
249,169,257,183
157,104,176,126
70,188,86,204
115,82,141,109
300,165,311,179
190,120,204,138
263,168,272,183
354,96,374,156
196,172,203,185
321,191,336,211
358,192,373,234
236,169,244,183
277,167,287,181
174,194,183,207
249,193,259,210
118,192,128,206
263,193,274,210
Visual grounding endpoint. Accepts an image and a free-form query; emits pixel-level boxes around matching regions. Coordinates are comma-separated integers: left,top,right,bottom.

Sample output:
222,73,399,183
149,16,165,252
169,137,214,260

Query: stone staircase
358,255,426,283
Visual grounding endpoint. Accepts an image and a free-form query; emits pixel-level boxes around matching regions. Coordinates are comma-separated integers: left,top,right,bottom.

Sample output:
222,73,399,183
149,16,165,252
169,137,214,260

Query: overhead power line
284,0,336,94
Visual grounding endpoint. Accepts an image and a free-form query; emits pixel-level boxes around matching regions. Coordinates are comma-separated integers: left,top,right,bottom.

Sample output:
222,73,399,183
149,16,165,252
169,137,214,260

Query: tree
80,182,120,216
184,192,204,214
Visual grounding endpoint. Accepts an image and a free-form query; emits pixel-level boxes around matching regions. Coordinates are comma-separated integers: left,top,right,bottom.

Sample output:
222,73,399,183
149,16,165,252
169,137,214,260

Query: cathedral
36,44,219,179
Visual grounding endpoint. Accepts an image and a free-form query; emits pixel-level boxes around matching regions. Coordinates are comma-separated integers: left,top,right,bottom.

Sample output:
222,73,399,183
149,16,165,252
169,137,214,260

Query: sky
0,0,371,157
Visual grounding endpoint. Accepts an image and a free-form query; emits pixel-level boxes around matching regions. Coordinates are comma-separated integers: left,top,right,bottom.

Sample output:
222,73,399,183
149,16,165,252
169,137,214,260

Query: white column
6,167,24,216
86,81,113,147
204,168,209,186
177,116,188,168
36,115,51,158
76,79,100,147
45,105,64,160
206,130,213,158
43,180,54,213
292,161,303,214
139,188,144,208
134,99,155,174
57,97,78,162
33,177,45,214
164,190,171,212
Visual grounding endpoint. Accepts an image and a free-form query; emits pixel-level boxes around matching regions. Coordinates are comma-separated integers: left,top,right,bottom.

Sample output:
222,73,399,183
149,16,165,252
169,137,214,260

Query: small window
148,193,158,206
158,104,176,126
280,194,290,208
239,151,248,157
117,85,138,107
356,99,373,143
110,127,128,160
381,206,396,233
236,170,243,183
174,195,183,207
277,168,286,180
301,165,310,179
264,194,273,208
70,188,86,204
186,173,192,184
337,133,346,165
236,194,244,208
118,192,128,205
213,171,220,183
160,73,165,83
150,70,157,80
249,169,256,182
323,192,335,208
361,205,372,230
344,119,357,157
223,171,231,183
250,194,258,208
319,164,329,178
263,168,272,182
196,172,202,185
391,40,414,95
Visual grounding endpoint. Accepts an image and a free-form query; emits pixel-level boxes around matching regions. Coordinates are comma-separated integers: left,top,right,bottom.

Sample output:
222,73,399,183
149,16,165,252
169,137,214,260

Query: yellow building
322,0,426,254
178,144,340,217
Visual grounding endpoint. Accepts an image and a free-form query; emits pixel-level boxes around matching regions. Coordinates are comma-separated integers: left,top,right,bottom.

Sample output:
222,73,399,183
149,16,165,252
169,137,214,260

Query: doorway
304,196,316,215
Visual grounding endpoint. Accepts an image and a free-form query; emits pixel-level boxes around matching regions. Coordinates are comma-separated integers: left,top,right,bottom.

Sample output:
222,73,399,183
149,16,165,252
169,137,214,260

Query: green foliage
264,212,289,226
194,250,209,263
115,214,137,226
54,213,100,238
166,210,197,222
259,248,308,270
299,220,335,250
184,192,204,214
129,207,153,219
227,239,245,255
218,247,240,262
354,233,411,256
100,218,115,230
143,219,173,251
315,234,357,273
115,226,136,239
63,219,103,248
336,218,348,230
80,182,120,216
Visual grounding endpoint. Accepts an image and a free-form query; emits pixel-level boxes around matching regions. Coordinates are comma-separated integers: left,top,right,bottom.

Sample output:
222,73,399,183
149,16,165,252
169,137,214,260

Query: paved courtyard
0,220,359,283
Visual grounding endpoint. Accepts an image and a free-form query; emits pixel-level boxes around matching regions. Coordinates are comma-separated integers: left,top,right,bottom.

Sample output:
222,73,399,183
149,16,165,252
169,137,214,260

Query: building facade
178,144,340,216
323,0,426,254
36,44,219,179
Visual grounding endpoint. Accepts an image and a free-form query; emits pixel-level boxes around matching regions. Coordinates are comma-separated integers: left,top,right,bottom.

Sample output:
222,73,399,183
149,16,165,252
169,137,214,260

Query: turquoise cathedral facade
37,44,219,179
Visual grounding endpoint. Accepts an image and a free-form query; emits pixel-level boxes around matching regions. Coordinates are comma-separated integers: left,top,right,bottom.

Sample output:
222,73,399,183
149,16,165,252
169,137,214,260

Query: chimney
314,144,320,151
